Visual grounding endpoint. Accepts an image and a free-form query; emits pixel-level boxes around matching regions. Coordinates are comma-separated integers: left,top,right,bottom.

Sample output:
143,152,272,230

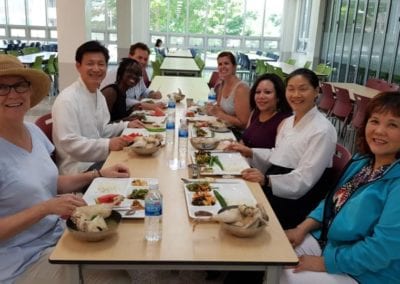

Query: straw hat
0,54,50,108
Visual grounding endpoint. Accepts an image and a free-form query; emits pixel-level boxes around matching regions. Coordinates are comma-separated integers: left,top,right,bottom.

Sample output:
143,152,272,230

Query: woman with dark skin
101,58,145,122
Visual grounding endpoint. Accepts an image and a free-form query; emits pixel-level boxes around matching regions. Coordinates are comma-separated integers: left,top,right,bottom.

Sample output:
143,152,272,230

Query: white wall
56,0,90,90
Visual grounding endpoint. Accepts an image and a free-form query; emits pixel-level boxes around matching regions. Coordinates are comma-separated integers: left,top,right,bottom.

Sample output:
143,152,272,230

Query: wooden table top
49,76,297,268
160,57,200,73
166,49,193,58
150,76,210,101
327,82,381,100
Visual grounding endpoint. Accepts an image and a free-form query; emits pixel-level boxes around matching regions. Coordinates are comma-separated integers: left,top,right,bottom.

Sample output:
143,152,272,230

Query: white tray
83,177,158,219
190,152,250,175
183,179,257,219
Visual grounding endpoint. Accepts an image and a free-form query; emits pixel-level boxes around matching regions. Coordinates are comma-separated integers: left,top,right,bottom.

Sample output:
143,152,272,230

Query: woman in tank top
206,51,251,130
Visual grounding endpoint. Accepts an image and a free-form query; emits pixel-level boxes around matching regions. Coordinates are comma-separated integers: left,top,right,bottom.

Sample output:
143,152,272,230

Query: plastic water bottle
208,88,217,103
144,183,162,242
167,97,176,115
166,113,175,145
178,118,189,167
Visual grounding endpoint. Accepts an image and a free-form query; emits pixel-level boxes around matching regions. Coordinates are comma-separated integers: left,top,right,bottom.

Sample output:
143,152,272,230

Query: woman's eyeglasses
0,81,31,96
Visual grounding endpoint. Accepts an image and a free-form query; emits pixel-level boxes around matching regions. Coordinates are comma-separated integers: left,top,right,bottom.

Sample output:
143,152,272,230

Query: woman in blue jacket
281,91,400,284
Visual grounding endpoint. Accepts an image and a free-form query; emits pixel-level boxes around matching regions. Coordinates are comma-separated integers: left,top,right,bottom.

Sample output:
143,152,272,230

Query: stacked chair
318,83,335,116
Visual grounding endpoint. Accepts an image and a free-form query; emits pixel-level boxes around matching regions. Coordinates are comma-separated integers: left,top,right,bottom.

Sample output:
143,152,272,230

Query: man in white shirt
126,42,164,111
52,40,143,174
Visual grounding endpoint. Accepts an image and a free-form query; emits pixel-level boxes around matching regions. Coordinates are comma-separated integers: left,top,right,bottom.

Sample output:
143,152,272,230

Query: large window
0,0,57,44
320,0,399,84
296,0,312,53
149,0,283,66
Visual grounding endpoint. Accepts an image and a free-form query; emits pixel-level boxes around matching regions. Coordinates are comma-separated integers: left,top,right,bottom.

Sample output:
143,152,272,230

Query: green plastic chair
304,61,312,69
31,56,44,70
315,63,326,74
44,54,58,96
6,50,19,56
273,67,287,81
265,63,275,74
285,58,297,65
255,59,267,76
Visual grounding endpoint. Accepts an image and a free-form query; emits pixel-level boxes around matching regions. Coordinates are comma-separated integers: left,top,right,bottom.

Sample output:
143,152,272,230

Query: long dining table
160,57,201,77
17,51,57,65
49,76,298,283
327,82,381,100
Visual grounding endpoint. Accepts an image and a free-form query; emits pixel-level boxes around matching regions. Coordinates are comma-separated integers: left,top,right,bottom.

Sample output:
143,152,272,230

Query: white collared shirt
251,107,337,199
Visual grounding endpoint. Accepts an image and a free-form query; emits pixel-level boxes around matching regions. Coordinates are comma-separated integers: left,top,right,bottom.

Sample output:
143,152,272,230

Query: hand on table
149,91,162,99
128,119,145,128
101,163,130,178
109,136,129,151
225,142,252,158
241,168,265,185
45,194,86,217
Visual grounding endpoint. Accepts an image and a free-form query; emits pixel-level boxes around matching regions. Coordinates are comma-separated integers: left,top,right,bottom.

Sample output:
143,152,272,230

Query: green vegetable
213,156,224,170
214,190,227,208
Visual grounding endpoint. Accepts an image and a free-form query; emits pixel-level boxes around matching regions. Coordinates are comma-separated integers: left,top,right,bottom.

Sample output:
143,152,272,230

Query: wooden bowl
66,210,121,242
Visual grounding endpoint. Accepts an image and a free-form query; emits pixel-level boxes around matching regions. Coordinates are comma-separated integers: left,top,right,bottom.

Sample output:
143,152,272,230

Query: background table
166,49,193,58
327,82,380,100
160,57,200,77
17,51,57,65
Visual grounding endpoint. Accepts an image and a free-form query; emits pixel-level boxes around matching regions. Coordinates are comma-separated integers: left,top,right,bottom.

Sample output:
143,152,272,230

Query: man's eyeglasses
0,81,31,96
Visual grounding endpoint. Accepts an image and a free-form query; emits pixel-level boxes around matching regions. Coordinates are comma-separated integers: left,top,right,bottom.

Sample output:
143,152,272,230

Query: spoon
125,208,136,216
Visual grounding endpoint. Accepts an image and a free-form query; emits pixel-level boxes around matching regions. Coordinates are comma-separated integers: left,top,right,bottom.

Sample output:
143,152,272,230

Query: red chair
345,94,371,153
318,83,335,116
208,71,221,88
331,143,352,183
35,113,56,162
35,113,53,142
331,87,353,137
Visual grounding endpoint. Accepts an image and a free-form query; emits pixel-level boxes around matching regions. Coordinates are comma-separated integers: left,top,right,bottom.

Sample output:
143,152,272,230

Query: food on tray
194,210,213,217
130,135,163,148
145,124,166,132
209,121,230,133
194,150,212,165
95,194,124,205
168,88,185,103
194,121,210,128
121,132,143,143
186,182,211,192
192,191,216,206
208,155,224,170
127,189,148,199
131,200,145,210
195,127,208,137
131,179,148,186
186,111,195,117
190,137,219,150
214,190,227,207
152,107,166,117
71,204,112,232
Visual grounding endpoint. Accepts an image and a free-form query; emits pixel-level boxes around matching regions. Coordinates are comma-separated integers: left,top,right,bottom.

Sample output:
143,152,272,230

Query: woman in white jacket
229,68,337,229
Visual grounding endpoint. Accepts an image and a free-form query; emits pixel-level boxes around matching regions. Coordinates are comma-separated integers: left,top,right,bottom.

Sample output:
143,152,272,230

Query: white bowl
190,137,219,150
130,144,162,155
221,222,266,238
66,210,121,242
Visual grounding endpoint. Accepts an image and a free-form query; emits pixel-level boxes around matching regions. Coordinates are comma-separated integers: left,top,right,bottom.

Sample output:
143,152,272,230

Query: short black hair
250,73,291,113
285,68,319,89
129,42,151,56
116,58,141,83
75,40,109,64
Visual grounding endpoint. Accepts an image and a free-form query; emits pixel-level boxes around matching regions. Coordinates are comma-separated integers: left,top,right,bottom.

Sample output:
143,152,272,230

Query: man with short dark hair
52,40,143,174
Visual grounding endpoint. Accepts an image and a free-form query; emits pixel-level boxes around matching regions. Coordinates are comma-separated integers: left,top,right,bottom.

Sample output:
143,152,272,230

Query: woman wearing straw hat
0,55,131,283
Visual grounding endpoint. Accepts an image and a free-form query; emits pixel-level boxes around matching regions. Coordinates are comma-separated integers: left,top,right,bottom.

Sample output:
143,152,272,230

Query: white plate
183,179,257,219
83,177,158,219
190,152,250,175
